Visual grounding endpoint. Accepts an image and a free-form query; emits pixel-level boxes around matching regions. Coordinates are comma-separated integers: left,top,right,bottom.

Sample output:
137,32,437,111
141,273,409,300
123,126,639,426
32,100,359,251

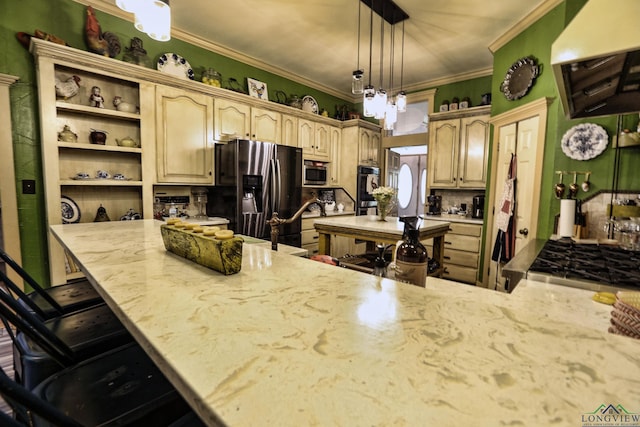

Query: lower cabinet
302,218,320,257
425,222,481,284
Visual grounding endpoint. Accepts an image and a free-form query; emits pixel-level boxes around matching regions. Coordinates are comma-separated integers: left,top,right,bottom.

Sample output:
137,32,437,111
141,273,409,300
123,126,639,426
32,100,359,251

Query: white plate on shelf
61,196,80,223
157,53,195,80
301,95,318,114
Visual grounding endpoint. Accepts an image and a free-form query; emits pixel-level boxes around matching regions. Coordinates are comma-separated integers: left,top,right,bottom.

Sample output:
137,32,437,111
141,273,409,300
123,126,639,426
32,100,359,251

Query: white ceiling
100,0,557,100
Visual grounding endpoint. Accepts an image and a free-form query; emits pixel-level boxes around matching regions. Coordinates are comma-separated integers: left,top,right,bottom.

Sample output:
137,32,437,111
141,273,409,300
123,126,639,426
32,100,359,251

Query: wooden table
312,215,451,276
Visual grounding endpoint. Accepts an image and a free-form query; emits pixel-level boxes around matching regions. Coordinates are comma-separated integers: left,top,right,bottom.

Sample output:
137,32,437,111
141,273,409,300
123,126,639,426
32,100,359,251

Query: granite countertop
50,220,639,427
425,213,484,225
301,210,356,219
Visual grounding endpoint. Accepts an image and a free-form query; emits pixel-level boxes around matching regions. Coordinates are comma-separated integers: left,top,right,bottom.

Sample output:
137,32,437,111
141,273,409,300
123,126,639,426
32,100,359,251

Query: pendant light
119,0,172,42
351,1,364,95
374,8,387,120
384,18,398,130
363,2,376,118
396,20,407,113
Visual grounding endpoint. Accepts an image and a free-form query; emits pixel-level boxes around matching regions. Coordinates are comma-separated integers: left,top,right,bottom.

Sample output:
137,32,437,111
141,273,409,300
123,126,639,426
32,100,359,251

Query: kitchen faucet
266,197,326,251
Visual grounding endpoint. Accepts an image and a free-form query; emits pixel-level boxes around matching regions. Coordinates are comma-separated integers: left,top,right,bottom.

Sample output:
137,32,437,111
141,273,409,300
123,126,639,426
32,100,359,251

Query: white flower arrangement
372,186,396,204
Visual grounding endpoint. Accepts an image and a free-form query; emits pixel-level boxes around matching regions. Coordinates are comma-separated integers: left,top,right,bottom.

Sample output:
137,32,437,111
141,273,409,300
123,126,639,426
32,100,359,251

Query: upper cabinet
281,114,298,147
156,85,214,184
328,125,342,186
299,118,330,160
358,127,381,166
214,98,281,143
428,106,490,189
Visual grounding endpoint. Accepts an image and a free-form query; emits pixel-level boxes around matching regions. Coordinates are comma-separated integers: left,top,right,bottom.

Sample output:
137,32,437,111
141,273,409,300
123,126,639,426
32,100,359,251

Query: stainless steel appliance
303,160,328,185
208,139,302,247
356,165,380,215
426,195,441,215
472,195,484,219
502,238,640,293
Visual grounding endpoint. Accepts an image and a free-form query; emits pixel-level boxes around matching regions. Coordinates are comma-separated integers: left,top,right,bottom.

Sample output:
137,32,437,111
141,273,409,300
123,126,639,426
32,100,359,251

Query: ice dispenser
242,175,262,214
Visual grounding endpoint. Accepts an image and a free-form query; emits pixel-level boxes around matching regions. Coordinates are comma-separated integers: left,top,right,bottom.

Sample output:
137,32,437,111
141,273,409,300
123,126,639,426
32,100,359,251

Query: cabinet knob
518,228,529,236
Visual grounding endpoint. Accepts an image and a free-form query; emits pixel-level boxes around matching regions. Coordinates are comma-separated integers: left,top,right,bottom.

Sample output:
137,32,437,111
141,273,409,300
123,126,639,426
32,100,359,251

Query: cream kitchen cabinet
425,222,482,284
31,39,154,285
156,85,214,184
340,121,382,198
281,114,298,147
302,217,320,257
214,98,281,143
358,127,381,166
328,125,341,185
428,106,490,189
299,118,330,160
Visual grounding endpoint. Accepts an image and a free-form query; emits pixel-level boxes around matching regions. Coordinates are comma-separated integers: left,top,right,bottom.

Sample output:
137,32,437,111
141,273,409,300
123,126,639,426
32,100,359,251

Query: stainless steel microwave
303,160,327,185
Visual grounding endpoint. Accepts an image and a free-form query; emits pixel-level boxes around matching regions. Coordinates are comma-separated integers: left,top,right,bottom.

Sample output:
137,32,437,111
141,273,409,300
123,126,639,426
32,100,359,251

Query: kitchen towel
558,199,576,237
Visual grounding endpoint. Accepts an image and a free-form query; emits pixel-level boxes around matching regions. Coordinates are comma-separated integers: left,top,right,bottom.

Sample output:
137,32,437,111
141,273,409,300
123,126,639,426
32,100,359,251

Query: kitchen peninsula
312,215,451,276
50,220,640,426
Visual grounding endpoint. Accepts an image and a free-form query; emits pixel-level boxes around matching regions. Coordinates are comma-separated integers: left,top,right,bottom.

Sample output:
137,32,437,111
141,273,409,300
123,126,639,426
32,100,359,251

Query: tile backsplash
574,191,640,239
433,190,485,213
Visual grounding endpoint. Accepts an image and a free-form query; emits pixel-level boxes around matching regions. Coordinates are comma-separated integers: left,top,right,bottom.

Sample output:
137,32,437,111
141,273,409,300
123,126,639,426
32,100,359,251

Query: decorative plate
157,53,195,80
561,123,608,160
500,56,540,101
301,95,318,114
61,196,81,224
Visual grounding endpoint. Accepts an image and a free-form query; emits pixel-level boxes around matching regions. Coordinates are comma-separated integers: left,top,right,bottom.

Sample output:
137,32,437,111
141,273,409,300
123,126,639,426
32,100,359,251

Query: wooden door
281,114,298,147
314,123,330,159
214,98,250,140
486,109,546,290
428,119,459,188
251,107,280,143
298,118,315,155
459,115,490,188
156,85,214,184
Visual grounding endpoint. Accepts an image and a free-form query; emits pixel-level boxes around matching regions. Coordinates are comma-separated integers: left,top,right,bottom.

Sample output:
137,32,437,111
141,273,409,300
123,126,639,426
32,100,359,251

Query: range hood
551,0,640,118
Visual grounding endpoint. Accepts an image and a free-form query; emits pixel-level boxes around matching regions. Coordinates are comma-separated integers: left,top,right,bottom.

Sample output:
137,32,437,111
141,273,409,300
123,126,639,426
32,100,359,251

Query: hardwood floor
0,327,14,416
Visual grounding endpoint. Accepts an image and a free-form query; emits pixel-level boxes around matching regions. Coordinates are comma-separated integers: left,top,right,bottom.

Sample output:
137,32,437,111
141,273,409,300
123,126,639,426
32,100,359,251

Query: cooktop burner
528,238,640,290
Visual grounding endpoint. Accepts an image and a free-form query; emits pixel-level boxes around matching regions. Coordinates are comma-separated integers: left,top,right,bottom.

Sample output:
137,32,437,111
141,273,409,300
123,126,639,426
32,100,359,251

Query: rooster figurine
85,6,121,58
55,75,81,100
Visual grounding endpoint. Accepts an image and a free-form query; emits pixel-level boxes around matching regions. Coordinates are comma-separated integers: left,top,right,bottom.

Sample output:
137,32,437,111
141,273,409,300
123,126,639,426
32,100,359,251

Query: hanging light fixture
373,6,387,120
352,1,364,95
384,17,398,130
357,0,408,120
118,0,172,42
362,2,376,118
396,20,407,113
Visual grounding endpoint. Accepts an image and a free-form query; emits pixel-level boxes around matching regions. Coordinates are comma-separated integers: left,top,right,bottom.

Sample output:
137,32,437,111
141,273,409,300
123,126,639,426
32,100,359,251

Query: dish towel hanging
492,153,517,263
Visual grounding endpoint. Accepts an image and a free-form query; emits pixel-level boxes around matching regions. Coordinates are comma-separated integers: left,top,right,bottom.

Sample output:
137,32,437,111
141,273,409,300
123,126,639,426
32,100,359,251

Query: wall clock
500,56,540,100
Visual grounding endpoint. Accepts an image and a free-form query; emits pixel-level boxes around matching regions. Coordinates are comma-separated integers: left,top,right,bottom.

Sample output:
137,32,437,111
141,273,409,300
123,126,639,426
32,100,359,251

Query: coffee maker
472,195,485,219
426,195,442,215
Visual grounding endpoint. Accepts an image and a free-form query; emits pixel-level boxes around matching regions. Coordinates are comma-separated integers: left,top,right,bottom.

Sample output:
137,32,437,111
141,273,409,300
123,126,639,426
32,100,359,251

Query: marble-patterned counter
425,212,484,225
50,220,639,427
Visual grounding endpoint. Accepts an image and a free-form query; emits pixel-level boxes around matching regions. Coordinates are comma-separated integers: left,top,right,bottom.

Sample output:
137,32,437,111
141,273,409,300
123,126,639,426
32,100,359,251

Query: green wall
491,0,640,238
432,76,492,111
0,0,352,286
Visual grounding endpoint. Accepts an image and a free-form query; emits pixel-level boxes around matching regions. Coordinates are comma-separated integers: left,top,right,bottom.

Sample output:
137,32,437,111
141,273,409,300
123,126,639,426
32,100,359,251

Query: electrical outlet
22,179,36,194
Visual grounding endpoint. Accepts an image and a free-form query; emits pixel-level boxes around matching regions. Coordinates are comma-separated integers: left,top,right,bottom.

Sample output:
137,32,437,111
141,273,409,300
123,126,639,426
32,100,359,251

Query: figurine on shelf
112,96,137,113
122,37,152,68
55,75,81,100
89,86,104,108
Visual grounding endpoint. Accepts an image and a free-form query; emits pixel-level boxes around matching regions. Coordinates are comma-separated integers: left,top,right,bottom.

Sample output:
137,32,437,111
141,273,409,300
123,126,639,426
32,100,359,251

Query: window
397,164,413,209
393,101,429,136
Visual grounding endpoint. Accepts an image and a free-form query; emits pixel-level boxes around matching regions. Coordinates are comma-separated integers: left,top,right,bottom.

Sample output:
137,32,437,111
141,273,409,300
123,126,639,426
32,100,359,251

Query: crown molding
489,0,564,53
73,0,352,102
0,74,19,86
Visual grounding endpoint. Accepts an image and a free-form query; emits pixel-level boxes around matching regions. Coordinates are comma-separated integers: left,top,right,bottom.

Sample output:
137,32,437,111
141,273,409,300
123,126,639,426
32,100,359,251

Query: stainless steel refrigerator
208,139,302,247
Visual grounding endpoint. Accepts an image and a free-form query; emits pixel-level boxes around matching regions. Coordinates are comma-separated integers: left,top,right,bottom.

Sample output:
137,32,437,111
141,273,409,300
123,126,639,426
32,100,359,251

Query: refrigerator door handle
275,159,282,213
270,159,278,213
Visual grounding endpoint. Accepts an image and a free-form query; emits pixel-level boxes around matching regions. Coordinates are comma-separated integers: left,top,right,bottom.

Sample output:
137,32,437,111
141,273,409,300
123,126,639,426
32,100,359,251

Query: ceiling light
120,0,171,42
352,1,364,94
396,21,407,113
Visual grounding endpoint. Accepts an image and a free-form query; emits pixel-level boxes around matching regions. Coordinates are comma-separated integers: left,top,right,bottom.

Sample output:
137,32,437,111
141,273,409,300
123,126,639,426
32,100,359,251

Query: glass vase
378,201,388,221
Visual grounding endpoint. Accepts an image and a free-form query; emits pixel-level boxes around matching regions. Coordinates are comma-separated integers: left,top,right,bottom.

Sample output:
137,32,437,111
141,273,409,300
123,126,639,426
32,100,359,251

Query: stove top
527,238,640,292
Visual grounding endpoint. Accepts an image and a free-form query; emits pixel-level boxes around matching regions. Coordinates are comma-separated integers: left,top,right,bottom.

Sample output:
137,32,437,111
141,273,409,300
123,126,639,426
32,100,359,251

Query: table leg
318,232,331,256
431,235,445,278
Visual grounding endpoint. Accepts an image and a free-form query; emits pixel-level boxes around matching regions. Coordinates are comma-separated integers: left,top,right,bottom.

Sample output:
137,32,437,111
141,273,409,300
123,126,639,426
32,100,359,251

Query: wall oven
303,160,327,185
356,165,380,215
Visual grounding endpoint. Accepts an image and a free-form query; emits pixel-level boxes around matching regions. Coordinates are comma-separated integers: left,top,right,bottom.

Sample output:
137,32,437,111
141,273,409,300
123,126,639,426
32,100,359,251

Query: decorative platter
561,123,608,160
500,56,540,101
61,195,81,223
301,95,319,114
157,53,195,80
